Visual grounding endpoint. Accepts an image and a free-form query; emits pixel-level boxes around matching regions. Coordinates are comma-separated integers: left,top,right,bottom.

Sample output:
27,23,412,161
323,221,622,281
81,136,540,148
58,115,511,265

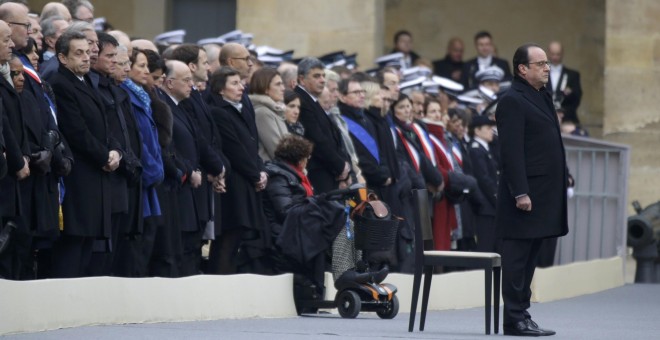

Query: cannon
627,200,660,283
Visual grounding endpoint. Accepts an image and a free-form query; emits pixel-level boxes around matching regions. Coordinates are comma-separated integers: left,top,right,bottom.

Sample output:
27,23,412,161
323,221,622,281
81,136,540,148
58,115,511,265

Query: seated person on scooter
263,135,346,300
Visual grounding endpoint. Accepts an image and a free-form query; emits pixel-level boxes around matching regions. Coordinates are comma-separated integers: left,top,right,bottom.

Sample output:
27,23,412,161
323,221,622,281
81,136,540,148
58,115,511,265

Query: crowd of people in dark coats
0,1,582,280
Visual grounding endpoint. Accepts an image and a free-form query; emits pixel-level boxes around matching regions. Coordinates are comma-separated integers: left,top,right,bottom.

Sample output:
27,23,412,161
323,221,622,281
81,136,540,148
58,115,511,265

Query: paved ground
4,284,660,339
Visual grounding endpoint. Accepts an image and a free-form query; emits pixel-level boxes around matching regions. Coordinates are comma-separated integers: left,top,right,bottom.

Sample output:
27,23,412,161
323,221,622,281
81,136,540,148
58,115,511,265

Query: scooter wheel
377,295,399,319
337,290,361,318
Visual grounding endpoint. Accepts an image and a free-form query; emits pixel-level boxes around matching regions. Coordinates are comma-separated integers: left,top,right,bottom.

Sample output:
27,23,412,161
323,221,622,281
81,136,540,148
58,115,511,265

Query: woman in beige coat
249,68,289,161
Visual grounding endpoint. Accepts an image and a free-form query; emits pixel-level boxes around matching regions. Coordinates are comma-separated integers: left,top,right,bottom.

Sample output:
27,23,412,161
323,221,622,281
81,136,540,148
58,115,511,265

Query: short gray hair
297,57,324,78
67,20,94,34
324,69,340,84
41,15,66,38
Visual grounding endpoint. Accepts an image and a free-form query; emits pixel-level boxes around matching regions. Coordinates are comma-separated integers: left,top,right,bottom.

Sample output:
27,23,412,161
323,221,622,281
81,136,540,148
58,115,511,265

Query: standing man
461,31,511,90
496,43,568,336
547,41,582,124
295,57,350,193
49,30,121,278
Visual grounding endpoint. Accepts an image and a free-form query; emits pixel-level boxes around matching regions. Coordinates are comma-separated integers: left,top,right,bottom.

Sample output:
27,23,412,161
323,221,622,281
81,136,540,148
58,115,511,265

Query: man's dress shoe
503,319,556,336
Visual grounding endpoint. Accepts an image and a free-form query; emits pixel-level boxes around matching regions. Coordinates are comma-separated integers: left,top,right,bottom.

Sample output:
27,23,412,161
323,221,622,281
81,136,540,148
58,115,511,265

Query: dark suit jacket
433,55,464,82
495,76,569,239
461,56,512,90
179,88,225,223
469,140,498,216
295,85,348,193
159,92,204,232
0,76,27,218
546,65,582,123
51,65,115,238
207,93,266,233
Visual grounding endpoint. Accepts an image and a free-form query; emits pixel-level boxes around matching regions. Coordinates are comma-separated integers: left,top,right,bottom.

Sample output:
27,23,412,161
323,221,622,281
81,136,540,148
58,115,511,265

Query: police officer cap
476,66,505,83
470,114,496,129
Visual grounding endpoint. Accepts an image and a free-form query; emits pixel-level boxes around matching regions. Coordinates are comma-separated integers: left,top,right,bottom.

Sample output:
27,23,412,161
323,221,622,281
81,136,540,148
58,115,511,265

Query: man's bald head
109,30,132,55
0,2,29,49
131,39,159,54
219,42,252,79
40,2,72,22
0,20,15,64
547,41,563,65
163,60,193,101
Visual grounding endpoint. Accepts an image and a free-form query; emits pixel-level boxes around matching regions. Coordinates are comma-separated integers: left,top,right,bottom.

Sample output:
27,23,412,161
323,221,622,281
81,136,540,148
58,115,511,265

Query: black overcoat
0,76,27,219
295,85,348,194
469,140,498,217
159,93,202,232
50,65,114,238
495,77,568,239
207,93,266,234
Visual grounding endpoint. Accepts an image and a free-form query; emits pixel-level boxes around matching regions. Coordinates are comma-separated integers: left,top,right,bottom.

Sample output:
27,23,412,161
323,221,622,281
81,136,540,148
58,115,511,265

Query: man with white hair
40,15,69,62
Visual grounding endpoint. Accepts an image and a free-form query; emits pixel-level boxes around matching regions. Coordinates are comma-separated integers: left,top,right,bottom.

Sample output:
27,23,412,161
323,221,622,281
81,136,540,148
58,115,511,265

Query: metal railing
555,135,630,265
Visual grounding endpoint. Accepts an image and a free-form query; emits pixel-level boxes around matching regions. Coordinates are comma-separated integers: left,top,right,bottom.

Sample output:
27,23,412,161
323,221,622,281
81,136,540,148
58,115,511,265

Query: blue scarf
122,78,151,109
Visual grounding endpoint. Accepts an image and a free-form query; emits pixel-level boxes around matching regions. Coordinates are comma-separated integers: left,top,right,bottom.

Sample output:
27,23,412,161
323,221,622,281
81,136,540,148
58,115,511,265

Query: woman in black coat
206,67,269,274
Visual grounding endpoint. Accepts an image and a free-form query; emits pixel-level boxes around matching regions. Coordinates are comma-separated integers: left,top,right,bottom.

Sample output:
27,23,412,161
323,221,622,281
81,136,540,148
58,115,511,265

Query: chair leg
409,265,423,332
419,266,434,331
484,267,492,335
494,266,501,334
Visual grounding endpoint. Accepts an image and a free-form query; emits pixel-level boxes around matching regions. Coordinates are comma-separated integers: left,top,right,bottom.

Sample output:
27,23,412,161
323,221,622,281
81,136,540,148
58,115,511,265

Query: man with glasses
496,43,568,337
0,2,30,50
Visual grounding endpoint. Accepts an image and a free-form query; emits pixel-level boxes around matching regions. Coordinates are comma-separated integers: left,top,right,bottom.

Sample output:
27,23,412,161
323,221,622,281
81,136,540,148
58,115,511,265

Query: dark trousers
537,238,558,268
150,186,182,277
475,215,499,253
179,228,204,276
0,218,32,280
501,238,543,326
51,234,95,278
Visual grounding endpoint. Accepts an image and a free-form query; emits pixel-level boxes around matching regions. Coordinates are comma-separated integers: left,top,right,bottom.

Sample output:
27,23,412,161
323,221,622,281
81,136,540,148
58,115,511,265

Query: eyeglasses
170,77,194,83
9,70,22,77
117,60,131,67
347,89,366,95
527,60,550,67
231,56,251,63
8,22,31,31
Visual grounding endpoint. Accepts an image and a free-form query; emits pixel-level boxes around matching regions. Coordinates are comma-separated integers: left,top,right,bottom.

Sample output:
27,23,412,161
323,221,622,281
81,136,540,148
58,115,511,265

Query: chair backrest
412,189,431,263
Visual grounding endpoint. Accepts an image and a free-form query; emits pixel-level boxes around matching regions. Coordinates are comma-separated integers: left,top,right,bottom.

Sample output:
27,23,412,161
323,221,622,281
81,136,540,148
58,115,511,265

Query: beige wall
604,0,660,211
28,0,166,40
236,0,384,70
384,0,605,131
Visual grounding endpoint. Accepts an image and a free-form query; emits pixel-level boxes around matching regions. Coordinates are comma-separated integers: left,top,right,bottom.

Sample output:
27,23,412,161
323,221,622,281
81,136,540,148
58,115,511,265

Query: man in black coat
159,60,224,276
433,37,465,83
496,43,568,336
295,57,350,194
547,41,582,124
461,31,512,90
49,30,122,278
170,44,226,252
0,19,31,279
90,32,144,276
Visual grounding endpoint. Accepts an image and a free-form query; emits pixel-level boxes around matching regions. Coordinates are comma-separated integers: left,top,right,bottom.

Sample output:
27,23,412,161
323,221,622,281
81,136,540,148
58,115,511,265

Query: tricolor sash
429,134,454,171
395,127,421,172
411,122,436,167
343,115,380,164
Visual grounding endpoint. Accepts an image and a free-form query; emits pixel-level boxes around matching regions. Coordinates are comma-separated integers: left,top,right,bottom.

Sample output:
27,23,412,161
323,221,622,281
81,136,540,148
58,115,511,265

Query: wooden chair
408,189,501,335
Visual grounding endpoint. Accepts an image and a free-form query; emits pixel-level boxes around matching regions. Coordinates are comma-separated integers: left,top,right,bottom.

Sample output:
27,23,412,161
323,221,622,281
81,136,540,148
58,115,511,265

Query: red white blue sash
395,127,420,172
411,122,436,167
429,134,454,171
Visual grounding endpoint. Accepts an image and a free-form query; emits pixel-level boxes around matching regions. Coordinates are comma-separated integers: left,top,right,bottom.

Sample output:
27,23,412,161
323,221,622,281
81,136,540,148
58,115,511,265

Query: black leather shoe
503,319,556,336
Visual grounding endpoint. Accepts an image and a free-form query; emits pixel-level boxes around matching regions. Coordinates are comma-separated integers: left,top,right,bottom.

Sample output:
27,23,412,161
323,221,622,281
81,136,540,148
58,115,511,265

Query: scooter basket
353,215,399,251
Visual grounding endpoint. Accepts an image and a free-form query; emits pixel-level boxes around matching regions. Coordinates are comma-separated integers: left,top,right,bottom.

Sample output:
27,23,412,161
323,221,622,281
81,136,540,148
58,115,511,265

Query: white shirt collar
297,84,318,102
474,136,490,151
477,55,492,70
549,64,563,91
167,93,180,106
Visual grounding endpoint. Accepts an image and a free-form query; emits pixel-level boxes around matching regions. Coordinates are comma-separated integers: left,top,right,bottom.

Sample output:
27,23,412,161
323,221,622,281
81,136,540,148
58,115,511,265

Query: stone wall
384,0,605,130
237,0,384,70
604,0,660,211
